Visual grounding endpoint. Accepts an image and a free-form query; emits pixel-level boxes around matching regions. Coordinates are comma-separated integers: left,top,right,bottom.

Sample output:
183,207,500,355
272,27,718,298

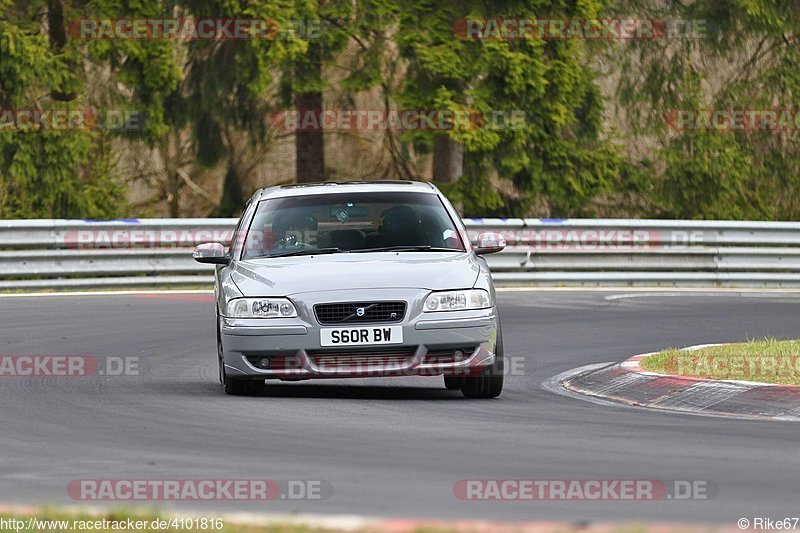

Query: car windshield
241,191,465,259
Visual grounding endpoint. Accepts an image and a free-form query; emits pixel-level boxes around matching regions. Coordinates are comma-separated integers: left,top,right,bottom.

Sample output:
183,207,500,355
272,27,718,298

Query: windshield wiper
351,245,461,253
262,247,343,258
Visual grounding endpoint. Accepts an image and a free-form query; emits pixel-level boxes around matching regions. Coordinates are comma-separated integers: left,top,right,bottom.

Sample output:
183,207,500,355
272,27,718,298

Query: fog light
257,357,271,369
453,350,465,361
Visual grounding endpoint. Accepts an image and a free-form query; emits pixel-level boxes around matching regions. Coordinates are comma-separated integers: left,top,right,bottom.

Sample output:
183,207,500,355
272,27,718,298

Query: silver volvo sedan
193,181,506,398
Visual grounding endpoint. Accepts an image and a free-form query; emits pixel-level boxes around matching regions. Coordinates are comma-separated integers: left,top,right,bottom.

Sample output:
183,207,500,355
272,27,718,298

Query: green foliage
613,0,800,220
3,0,800,220
393,0,627,217
280,0,352,99
659,130,765,219
0,0,125,218
82,0,184,142
177,0,308,169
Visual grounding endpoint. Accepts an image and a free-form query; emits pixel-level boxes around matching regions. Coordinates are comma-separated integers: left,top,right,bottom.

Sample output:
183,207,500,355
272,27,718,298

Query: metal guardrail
3,218,800,289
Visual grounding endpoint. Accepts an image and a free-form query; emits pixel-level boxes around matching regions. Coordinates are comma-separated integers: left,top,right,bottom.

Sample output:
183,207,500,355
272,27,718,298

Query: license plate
320,326,403,347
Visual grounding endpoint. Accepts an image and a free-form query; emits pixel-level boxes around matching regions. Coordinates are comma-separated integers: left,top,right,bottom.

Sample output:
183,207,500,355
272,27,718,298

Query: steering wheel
270,235,314,250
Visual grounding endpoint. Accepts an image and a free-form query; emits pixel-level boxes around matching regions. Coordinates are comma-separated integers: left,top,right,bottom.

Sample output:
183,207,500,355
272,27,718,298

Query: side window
228,200,252,258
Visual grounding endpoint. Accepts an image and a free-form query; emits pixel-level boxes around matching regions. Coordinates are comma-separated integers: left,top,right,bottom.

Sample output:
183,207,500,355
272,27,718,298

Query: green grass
640,338,800,385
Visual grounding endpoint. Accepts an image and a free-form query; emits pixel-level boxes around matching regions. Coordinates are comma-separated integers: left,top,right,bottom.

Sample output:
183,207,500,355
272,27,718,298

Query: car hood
230,252,481,296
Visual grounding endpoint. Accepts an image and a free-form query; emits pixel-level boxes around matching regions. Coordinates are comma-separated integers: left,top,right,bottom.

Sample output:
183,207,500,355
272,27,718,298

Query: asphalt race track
2,290,799,523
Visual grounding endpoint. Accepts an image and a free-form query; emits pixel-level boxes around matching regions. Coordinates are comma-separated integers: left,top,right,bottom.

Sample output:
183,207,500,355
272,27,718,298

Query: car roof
256,180,438,200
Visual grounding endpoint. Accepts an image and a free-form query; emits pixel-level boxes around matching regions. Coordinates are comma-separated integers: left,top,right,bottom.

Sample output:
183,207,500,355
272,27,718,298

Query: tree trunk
47,0,77,101
214,164,245,217
294,43,325,183
162,134,181,218
432,135,464,184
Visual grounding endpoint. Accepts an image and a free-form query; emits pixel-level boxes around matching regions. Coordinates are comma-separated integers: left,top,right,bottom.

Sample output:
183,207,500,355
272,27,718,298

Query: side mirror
193,243,230,265
473,232,506,255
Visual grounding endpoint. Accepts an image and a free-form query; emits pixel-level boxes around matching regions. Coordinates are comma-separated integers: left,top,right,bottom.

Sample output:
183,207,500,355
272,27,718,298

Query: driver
379,206,423,247
271,211,318,249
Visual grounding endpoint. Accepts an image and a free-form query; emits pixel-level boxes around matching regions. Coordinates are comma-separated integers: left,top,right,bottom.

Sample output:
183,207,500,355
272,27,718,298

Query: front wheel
443,375,463,390
222,359,266,396
224,376,265,396
224,376,248,395
460,327,504,399
218,312,265,396
217,314,224,385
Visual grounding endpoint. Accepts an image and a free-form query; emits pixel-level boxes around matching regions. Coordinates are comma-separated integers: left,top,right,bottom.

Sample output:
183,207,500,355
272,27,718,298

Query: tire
460,326,504,399
217,314,224,385
218,312,265,396
443,375,463,390
224,376,251,396
223,373,266,396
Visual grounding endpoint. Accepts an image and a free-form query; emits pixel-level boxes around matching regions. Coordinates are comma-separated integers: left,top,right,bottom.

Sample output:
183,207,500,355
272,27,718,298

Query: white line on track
499,286,800,293
604,291,800,300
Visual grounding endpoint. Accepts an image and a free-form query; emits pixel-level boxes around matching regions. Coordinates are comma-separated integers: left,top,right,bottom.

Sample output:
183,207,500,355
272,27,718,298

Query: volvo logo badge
356,307,366,317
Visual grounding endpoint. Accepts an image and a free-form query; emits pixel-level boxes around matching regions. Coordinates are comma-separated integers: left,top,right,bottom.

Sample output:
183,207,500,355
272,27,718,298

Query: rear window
241,191,465,259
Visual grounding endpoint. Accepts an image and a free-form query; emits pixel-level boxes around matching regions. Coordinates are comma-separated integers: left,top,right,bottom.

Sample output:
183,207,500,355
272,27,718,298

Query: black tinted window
242,192,464,259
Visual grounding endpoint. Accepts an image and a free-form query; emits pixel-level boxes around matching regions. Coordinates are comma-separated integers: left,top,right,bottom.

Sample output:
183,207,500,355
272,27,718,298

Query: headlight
423,289,491,312
226,298,297,318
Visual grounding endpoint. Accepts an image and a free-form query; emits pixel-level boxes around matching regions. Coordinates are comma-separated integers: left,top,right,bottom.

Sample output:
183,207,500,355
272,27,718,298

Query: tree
166,0,306,214
0,0,124,218
394,0,628,216
612,0,800,219
0,0,191,218
282,0,356,183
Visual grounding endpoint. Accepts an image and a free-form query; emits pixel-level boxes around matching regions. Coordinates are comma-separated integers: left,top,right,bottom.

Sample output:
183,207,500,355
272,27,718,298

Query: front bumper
220,290,499,380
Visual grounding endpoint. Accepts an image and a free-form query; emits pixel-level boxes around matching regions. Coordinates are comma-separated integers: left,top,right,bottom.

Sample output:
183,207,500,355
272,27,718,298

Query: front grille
314,301,406,325
308,347,415,369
